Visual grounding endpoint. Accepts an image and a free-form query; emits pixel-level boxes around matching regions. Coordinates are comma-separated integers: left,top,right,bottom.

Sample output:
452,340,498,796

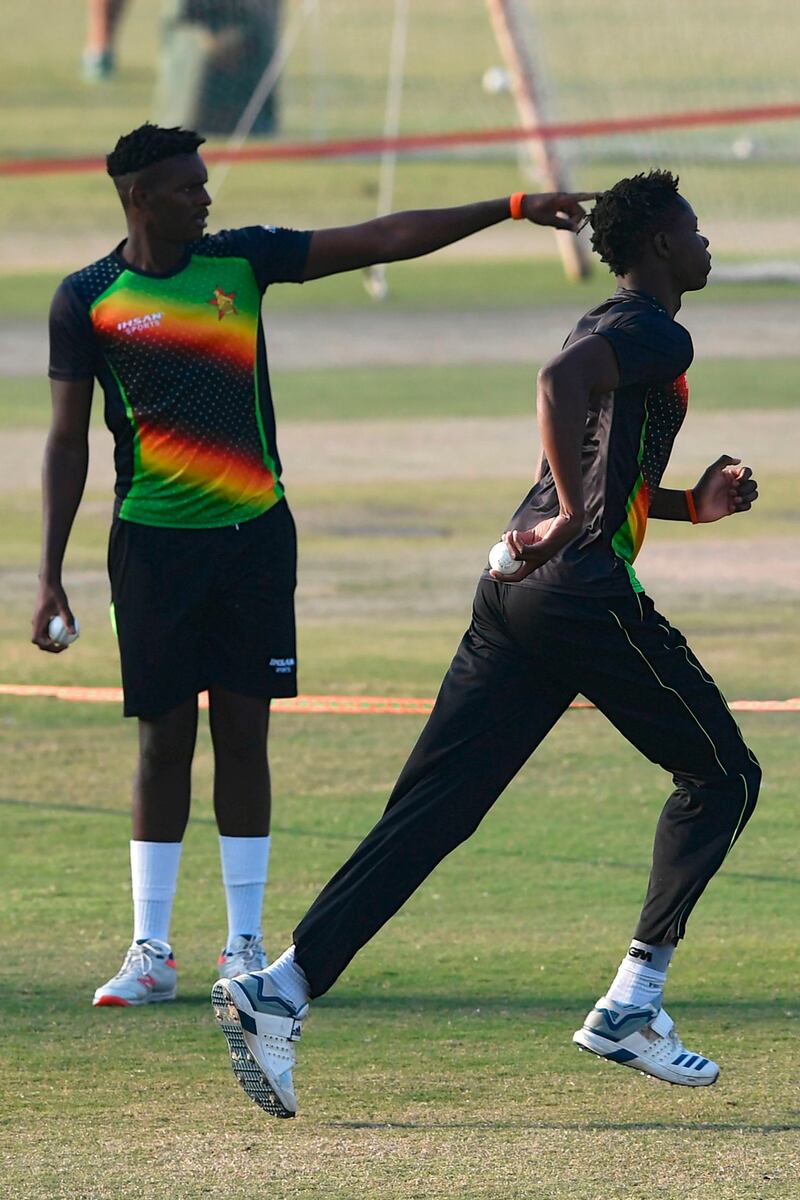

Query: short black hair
589,170,682,276
106,122,205,178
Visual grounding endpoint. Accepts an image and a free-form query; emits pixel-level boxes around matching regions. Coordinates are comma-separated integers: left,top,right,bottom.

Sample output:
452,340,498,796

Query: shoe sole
572,1028,719,1087
93,989,177,1007
211,981,295,1118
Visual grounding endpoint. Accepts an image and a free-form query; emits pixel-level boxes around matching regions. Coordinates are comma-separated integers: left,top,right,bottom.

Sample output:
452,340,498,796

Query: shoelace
113,944,151,980
224,939,262,967
663,1028,684,1053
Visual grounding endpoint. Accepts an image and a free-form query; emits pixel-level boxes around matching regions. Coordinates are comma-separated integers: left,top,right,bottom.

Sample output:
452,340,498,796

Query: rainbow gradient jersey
49,226,311,528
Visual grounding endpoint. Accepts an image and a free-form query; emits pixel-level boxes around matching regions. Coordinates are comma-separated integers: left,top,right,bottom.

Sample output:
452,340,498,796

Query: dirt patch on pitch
4,410,798,606
4,299,800,377
4,410,799,493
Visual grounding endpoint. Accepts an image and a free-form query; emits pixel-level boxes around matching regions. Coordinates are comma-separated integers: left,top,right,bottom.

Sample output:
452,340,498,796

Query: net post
484,0,592,280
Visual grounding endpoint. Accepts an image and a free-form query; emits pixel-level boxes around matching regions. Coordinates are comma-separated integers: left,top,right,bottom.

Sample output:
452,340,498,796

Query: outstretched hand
522,192,598,233
693,455,758,523
489,512,584,582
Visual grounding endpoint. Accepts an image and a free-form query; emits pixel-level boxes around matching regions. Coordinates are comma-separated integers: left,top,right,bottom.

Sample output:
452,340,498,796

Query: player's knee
138,727,195,774
209,695,269,765
212,723,268,767
741,754,762,810
721,753,760,834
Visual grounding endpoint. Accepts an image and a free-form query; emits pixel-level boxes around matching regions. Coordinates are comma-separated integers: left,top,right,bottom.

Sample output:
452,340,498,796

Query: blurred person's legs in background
82,0,129,81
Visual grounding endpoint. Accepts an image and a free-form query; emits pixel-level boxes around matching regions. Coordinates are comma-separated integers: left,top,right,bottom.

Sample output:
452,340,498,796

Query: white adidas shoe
211,973,308,1118
573,995,719,1087
216,933,268,979
92,938,177,1007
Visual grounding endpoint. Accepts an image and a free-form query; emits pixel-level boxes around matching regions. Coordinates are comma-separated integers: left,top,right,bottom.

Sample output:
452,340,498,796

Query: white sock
266,945,310,1010
606,940,675,1009
219,834,270,946
130,840,182,946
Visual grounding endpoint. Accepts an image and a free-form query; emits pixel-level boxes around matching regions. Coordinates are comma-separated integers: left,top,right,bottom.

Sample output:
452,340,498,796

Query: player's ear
128,181,149,213
652,230,671,260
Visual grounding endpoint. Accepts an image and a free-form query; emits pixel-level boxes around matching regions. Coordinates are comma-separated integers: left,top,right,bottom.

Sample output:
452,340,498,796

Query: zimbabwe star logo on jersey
208,286,238,320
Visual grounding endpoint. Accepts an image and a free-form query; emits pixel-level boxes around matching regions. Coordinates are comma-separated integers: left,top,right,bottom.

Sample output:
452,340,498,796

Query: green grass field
2,0,799,252
2,349,799,1196
5,259,800,322
2,4,799,1195
1,0,796,160
1,699,798,1199
6,356,800,431
3,252,799,1200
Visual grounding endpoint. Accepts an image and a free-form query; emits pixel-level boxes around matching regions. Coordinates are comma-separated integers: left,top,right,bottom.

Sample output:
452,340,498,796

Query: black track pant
294,580,760,998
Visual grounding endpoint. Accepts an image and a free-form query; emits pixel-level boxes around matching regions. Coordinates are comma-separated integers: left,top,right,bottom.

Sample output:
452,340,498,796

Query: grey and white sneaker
573,995,719,1087
216,934,267,979
211,973,308,1118
92,938,177,1007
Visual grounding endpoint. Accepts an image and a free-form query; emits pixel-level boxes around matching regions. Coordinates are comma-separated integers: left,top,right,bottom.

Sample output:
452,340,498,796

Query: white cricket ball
488,541,519,575
481,66,511,95
731,136,755,160
48,615,80,647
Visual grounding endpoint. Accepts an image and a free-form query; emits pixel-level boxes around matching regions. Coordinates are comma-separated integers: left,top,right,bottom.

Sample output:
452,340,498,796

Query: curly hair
106,123,205,178
589,171,682,276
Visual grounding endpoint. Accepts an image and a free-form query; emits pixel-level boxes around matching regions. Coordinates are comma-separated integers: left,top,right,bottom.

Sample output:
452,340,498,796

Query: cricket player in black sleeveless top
212,172,761,1117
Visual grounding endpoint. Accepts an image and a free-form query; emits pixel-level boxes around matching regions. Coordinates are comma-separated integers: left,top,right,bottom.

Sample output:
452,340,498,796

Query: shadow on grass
75,990,796,1015
546,853,799,888
2,796,796,887
0,795,363,843
315,993,797,1020
9,983,795,1019
329,1119,800,1133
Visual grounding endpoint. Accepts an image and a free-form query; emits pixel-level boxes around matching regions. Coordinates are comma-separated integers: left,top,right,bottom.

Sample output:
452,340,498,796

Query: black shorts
108,500,298,718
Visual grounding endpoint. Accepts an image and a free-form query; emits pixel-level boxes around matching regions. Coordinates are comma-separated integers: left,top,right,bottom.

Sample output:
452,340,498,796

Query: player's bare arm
491,333,620,582
302,192,596,280
31,378,94,652
650,454,758,522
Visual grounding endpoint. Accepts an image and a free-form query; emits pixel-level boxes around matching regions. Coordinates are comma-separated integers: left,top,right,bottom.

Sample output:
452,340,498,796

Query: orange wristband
509,191,525,220
685,488,699,524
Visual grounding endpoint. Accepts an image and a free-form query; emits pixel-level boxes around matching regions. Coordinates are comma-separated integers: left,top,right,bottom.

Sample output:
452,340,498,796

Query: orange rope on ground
0,684,798,714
